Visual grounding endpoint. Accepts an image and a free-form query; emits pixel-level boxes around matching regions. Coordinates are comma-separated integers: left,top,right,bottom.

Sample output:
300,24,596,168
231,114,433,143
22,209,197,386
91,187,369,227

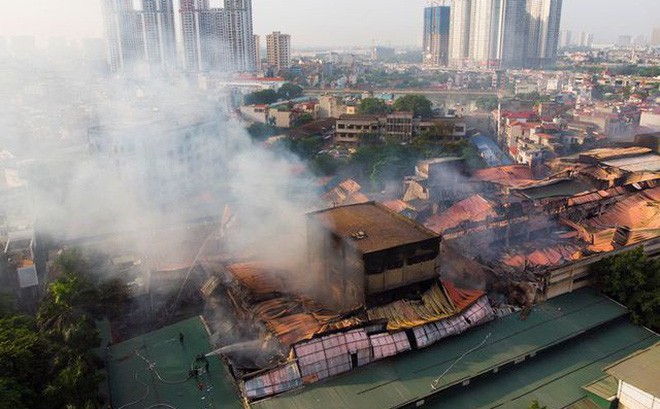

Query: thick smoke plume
1,50,321,280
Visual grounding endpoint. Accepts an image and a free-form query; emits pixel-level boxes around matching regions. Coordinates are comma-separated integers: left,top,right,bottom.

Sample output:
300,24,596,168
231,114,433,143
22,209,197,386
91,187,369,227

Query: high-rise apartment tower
102,0,177,73
423,6,451,66
224,0,256,72
266,31,291,71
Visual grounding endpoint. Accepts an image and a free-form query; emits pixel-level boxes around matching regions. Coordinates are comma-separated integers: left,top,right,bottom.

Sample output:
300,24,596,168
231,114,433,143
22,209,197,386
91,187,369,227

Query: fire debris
193,202,496,402
383,141,660,308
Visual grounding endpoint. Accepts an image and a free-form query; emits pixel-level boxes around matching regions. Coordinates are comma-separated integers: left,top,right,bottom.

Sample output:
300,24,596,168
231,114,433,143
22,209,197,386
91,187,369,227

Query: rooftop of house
424,195,498,234
515,179,594,200
309,202,439,254
502,110,537,120
601,153,660,173
579,147,653,163
605,342,660,397
472,165,537,188
338,114,380,121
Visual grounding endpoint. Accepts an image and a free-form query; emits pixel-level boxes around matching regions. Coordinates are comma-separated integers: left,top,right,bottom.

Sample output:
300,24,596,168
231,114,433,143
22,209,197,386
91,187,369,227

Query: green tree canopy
393,94,433,118
476,96,499,112
529,400,547,409
591,247,660,331
277,83,304,100
296,113,314,126
358,98,391,115
0,249,129,408
244,89,279,105
247,122,280,141
0,292,16,317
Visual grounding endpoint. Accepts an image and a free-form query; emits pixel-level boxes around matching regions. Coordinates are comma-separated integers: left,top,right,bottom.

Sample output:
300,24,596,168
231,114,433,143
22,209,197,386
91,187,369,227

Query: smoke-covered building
199,8,232,72
177,0,256,73
101,0,177,73
87,115,226,215
224,0,256,72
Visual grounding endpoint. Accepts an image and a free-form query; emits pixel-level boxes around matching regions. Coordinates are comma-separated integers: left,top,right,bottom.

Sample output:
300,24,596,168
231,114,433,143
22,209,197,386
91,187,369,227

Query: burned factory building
200,201,494,403
307,202,441,309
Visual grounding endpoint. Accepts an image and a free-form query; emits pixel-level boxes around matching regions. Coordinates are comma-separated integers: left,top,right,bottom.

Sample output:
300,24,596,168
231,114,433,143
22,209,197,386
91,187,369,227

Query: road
305,88,499,97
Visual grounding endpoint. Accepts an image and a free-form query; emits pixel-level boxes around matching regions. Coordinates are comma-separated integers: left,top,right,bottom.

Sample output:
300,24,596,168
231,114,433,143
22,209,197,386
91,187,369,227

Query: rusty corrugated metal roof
472,165,537,188
424,195,498,234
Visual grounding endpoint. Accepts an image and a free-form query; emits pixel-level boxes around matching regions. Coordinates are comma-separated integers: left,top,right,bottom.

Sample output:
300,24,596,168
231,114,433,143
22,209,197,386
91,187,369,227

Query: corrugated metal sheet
472,165,537,188
413,297,493,349
294,329,373,385
367,283,458,330
228,262,288,296
370,331,411,360
424,195,498,234
585,187,660,232
243,363,303,400
501,243,583,270
580,147,652,162
602,153,660,173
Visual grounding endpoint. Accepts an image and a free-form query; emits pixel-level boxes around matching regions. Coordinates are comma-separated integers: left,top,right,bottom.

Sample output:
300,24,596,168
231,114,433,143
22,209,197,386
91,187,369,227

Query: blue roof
470,133,514,167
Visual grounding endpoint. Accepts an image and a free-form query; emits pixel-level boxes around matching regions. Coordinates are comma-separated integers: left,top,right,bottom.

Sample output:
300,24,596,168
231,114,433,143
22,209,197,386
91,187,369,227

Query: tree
247,123,280,141
0,378,29,409
0,292,15,317
591,248,660,331
310,154,341,176
277,135,323,160
358,98,391,115
296,113,314,126
529,400,547,409
277,83,303,100
350,142,419,191
393,94,433,118
244,89,279,105
0,249,120,409
476,96,499,112
517,91,551,105
0,316,45,408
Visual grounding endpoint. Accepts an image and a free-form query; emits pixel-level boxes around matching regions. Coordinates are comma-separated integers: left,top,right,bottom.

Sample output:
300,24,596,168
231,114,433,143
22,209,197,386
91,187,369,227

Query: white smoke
1,47,321,278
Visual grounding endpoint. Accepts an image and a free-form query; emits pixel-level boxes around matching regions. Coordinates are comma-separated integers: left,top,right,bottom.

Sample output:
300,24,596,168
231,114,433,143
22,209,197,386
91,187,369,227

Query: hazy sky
0,0,659,48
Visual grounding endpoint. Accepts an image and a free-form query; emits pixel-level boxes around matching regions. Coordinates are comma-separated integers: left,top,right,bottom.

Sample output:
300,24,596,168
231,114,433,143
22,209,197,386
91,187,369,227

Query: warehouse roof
602,153,660,173
605,342,660,397
251,288,647,409
107,316,242,409
579,147,652,163
309,202,439,254
428,320,656,409
516,179,593,200
582,375,618,403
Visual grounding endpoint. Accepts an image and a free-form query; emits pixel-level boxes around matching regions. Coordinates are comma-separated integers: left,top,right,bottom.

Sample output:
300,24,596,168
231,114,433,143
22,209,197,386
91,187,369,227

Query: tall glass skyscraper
423,6,451,66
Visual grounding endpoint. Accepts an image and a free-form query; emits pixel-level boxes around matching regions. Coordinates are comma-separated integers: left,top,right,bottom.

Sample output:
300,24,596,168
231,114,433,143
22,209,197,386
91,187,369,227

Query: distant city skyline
1,0,659,48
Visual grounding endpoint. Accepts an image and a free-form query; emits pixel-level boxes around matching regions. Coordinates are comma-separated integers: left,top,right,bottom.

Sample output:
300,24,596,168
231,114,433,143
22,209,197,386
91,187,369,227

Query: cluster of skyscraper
424,0,563,69
102,0,257,73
